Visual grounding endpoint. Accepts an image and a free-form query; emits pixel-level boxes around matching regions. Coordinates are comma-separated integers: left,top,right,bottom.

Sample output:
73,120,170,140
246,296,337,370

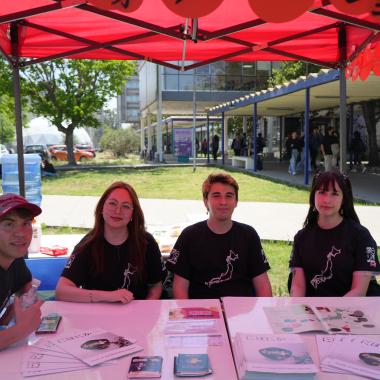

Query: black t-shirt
322,134,334,155
289,219,379,296
165,221,270,299
62,233,163,300
0,258,32,317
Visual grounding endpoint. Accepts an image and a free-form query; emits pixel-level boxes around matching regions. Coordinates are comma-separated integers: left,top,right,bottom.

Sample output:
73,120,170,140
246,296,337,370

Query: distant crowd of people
285,126,366,176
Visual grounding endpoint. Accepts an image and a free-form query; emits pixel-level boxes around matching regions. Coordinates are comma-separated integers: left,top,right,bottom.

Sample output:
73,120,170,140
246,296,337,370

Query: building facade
136,61,282,160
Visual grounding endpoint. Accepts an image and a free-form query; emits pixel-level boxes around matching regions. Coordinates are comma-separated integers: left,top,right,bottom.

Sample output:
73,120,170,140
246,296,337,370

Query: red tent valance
0,0,379,73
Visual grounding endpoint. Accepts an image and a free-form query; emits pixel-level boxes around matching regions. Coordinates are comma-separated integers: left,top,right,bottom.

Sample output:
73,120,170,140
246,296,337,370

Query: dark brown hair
76,182,147,278
304,171,359,227
202,173,239,201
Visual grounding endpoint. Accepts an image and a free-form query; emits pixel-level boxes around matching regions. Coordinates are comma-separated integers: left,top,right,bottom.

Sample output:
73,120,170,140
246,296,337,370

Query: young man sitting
0,193,43,350
166,173,272,299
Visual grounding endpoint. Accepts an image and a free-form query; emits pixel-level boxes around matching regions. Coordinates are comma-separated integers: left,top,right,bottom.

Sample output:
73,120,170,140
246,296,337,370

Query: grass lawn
42,166,310,203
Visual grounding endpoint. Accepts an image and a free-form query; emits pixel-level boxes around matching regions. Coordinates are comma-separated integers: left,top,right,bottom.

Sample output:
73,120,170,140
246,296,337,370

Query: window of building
257,61,271,76
196,65,210,74
225,62,242,76
164,74,179,90
210,61,225,75
179,75,194,90
211,75,226,91
196,75,211,91
225,75,243,91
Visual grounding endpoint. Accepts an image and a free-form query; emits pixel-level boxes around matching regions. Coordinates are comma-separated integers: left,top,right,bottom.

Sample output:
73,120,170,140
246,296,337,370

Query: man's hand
14,296,44,334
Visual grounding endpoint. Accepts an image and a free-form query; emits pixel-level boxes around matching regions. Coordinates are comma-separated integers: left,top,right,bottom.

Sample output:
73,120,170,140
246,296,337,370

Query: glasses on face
105,199,134,213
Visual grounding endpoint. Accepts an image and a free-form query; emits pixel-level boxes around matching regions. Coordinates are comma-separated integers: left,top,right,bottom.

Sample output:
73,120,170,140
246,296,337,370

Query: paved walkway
35,159,380,253
39,194,380,253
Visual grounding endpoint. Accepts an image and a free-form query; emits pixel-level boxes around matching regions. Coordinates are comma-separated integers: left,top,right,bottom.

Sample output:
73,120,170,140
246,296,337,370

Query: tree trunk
65,126,76,165
361,100,379,167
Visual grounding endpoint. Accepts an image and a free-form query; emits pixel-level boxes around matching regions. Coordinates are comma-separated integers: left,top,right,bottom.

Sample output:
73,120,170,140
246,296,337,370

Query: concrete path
39,195,380,249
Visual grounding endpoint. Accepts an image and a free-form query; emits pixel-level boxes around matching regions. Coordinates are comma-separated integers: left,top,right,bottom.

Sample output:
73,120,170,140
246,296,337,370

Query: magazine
316,335,380,379
233,333,317,380
264,304,380,334
53,328,143,366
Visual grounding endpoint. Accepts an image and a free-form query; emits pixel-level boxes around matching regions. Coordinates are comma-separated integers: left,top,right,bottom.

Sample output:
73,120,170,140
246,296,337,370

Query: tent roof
208,69,380,117
1,1,379,70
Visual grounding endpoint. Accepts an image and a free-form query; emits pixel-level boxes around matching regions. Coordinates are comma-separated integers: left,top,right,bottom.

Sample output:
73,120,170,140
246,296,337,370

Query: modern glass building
137,61,282,160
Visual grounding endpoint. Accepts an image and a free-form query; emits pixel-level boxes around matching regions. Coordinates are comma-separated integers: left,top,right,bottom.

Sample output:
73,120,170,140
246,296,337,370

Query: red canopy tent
1,0,379,70
0,0,379,192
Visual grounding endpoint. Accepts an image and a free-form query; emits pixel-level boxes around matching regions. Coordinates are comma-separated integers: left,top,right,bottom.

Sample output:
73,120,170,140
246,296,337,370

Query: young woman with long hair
56,182,163,303
289,171,379,297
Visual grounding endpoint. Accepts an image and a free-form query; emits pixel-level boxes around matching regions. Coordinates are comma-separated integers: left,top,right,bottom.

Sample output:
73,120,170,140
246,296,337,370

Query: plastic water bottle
21,278,41,309
28,219,42,254
1,153,42,206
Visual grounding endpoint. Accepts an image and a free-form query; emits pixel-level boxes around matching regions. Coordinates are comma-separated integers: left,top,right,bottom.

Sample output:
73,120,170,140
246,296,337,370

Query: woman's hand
107,289,135,304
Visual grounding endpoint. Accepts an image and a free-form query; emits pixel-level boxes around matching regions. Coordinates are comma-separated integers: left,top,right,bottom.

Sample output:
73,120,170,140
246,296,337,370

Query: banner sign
90,0,378,22
174,128,192,157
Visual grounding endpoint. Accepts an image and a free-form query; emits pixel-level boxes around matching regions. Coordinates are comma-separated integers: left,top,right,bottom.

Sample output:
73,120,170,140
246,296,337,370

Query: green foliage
22,59,136,163
268,61,321,87
99,127,140,157
0,95,16,143
0,59,29,142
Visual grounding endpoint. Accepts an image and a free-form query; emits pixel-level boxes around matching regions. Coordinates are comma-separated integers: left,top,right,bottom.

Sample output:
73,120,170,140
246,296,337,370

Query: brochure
174,353,212,377
233,333,317,380
164,319,220,334
316,334,380,379
128,356,163,378
169,307,220,321
264,304,380,334
53,328,143,366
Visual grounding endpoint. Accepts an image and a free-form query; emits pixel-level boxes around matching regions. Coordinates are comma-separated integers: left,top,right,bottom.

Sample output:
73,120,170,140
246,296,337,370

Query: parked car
49,145,94,162
75,144,96,157
24,144,49,159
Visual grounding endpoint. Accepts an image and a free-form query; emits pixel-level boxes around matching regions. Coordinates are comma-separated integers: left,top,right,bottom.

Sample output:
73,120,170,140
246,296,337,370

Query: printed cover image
128,356,163,378
234,333,317,375
169,307,220,320
313,306,380,334
264,304,380,334
53,328,142,366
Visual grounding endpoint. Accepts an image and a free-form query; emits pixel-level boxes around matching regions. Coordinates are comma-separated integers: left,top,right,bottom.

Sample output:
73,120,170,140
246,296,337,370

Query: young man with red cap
0,193,43,350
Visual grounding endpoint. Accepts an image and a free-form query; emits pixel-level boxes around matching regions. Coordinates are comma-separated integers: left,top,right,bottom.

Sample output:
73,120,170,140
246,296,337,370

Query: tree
268,61,321,87
0,95,17,144
0,59,29,144
100,127,140,157
23,59,136,164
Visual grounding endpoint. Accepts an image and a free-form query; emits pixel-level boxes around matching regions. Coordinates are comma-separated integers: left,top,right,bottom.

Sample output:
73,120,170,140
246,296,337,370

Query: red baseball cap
0,193,42,219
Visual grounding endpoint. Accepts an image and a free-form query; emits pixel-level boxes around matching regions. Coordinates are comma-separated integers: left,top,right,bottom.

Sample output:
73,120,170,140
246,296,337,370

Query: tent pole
253,102,257,172
338,25,347,174
339,69,347,174
156,65,163,162
10,22,25,197
192,69,196,172
304,87,310,185
207,114,210,164
221,113,224,165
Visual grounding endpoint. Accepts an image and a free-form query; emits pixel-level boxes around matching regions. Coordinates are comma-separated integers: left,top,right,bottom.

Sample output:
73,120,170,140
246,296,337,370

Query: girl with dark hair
56,182,163,303
289,171,379,297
